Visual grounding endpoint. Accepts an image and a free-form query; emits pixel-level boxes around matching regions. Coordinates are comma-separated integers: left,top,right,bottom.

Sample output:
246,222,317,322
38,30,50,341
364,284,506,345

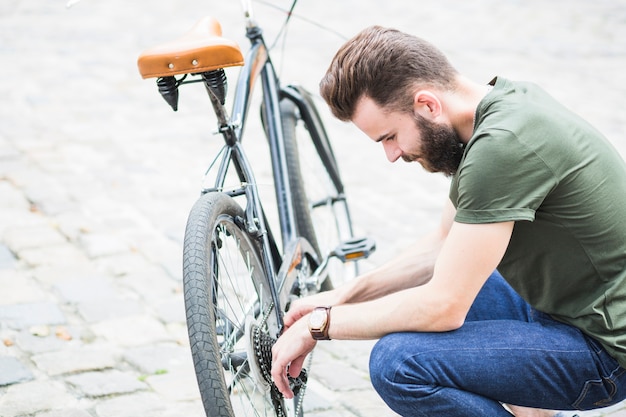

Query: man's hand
271,313,317,399
283,302,315,329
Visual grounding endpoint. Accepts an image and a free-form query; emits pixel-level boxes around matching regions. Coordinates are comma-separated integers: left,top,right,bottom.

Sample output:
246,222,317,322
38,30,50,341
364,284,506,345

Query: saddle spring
156,69,227,112
202,69,228,105
156,76,182,111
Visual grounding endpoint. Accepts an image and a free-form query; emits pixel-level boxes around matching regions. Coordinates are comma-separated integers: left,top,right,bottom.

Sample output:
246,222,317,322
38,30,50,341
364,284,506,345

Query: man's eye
385,135,395,142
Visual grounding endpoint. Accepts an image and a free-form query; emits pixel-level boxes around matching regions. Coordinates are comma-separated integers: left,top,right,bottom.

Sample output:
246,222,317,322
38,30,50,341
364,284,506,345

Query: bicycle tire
280,90,357,289
183,192,289,417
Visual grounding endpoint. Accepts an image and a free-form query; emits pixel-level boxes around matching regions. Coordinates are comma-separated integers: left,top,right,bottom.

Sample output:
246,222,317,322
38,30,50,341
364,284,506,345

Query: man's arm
290,199,457,310
326,219,514,338
271,201,514,397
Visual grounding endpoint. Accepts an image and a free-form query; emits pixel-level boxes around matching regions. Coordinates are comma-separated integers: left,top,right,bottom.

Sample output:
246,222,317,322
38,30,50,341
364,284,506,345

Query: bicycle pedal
332,237,376,263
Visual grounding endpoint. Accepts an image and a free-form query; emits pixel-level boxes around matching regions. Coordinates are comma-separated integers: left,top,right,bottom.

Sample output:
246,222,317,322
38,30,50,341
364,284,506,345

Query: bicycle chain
252,304,308,417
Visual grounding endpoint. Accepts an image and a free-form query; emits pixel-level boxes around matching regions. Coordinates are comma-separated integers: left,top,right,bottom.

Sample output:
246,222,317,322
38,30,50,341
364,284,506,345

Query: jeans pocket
572,341,626,410
572,375,618,409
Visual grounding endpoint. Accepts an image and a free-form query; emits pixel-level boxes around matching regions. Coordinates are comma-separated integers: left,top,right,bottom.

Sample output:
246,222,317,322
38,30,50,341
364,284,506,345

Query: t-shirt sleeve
451,129,559,224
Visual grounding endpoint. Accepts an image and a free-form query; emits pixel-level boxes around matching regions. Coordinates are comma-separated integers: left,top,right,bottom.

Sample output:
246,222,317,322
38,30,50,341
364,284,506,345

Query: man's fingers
283,303,313,328
271,343,292,397
271,315,317,398
288,355,305,378
270,367,291,396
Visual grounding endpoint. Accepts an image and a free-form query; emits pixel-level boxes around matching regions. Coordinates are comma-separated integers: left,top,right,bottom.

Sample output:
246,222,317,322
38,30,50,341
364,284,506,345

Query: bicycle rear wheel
183,192,290,417
280,89,357,289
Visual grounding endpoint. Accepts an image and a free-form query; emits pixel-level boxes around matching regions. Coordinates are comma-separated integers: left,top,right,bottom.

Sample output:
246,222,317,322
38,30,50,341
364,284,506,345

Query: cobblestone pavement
1,0,626,416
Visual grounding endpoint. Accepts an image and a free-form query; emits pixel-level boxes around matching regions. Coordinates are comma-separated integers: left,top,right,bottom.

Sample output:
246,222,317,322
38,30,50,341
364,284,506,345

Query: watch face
309,309,326,328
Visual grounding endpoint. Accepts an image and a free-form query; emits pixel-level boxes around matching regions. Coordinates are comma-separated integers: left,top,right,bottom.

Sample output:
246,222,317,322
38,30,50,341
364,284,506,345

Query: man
270,25,626,417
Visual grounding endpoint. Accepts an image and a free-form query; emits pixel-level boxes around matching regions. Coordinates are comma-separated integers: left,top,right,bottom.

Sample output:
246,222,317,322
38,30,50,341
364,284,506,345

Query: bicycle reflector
332,237,376,263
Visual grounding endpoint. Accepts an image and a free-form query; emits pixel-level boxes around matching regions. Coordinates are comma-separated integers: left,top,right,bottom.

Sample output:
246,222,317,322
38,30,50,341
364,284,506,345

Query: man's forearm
335,230,443,305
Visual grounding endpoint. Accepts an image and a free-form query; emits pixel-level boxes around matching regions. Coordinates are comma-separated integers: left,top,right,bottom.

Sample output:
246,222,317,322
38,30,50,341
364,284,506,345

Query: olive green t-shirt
449,77,626,367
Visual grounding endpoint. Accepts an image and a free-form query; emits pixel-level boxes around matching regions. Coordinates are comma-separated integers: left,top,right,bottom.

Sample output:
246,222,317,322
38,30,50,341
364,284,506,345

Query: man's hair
320,26,459,121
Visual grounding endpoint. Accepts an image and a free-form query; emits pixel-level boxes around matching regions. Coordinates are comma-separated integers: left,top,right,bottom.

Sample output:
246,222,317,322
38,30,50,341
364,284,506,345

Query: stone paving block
310,358,371,392
66,369,147,397
0,180,29,211
0,380,76,417
94,392,166,417
15,328,71,354
139,238,183,280
149,296,185,324
306,410,360,417
35,409,94,417
91,315,172,346
0,142,21,161
32,264,103,286
0,302,66,330
123,342,191,374
32,344,117,376
0,270,47,305
164,322,190,347
116,265,181,300
54,275,117,303
152,401,206,417
302,382,335,413
319,339,376,373
0,356,34,386
78,232,130,259
22,183,76,216
606,409,626,417
77,297,144,322
0,209,49,235
53,211,97,242
93,252,161,278
338,389,399,417
585,403,626,417
17,243,90,268
0,244,17,269
3,225,67,252
145,369,200,401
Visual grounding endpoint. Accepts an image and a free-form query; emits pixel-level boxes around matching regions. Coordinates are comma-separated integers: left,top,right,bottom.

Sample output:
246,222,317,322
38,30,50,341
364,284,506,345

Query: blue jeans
369,271,626,416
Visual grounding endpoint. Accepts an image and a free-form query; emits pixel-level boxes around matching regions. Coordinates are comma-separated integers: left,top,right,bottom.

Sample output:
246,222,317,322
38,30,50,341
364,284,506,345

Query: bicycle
137,1,375,416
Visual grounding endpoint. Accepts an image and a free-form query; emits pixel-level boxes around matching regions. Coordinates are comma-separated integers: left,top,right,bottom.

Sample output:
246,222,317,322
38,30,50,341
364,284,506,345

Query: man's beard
403,114,465,177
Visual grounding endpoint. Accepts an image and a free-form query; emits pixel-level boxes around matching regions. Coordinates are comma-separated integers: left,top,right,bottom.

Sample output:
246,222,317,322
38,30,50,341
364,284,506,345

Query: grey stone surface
32,345,117,376
36,409,95,417
15,329,71,354
0,270,47,305
123,343,191,374
0,356,34,386
54,276,118,303
0,302,66,330
3,225,67,252
91,315,171,346
1,0,625,416
0,245,17,269
93,392,169,417
77,297,144,322
65,369,147,397
0,381,76,417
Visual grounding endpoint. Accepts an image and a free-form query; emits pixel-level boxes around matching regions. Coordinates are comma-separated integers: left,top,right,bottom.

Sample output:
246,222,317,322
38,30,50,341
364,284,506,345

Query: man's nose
382,141,402,163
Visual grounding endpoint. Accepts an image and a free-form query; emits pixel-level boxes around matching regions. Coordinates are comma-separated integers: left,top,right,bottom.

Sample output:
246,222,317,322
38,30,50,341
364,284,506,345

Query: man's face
352,96,464,176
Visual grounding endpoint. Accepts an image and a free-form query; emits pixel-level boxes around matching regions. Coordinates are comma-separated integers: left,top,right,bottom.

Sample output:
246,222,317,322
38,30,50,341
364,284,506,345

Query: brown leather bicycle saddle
137,16,244,79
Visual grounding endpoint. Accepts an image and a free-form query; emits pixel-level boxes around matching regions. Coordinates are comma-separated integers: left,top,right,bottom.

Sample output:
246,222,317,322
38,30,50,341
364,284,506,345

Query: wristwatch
308,306,332,340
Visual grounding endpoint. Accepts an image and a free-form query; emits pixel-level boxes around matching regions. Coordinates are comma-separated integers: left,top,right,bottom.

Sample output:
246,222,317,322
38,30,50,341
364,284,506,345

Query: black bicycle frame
204,25,322,328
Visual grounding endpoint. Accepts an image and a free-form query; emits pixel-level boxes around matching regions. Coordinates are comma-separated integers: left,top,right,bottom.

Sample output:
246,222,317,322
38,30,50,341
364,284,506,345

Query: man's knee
369,333,421,394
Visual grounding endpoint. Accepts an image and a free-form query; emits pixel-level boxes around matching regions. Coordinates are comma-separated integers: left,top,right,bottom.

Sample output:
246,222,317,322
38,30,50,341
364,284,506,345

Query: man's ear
412,90,442,120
